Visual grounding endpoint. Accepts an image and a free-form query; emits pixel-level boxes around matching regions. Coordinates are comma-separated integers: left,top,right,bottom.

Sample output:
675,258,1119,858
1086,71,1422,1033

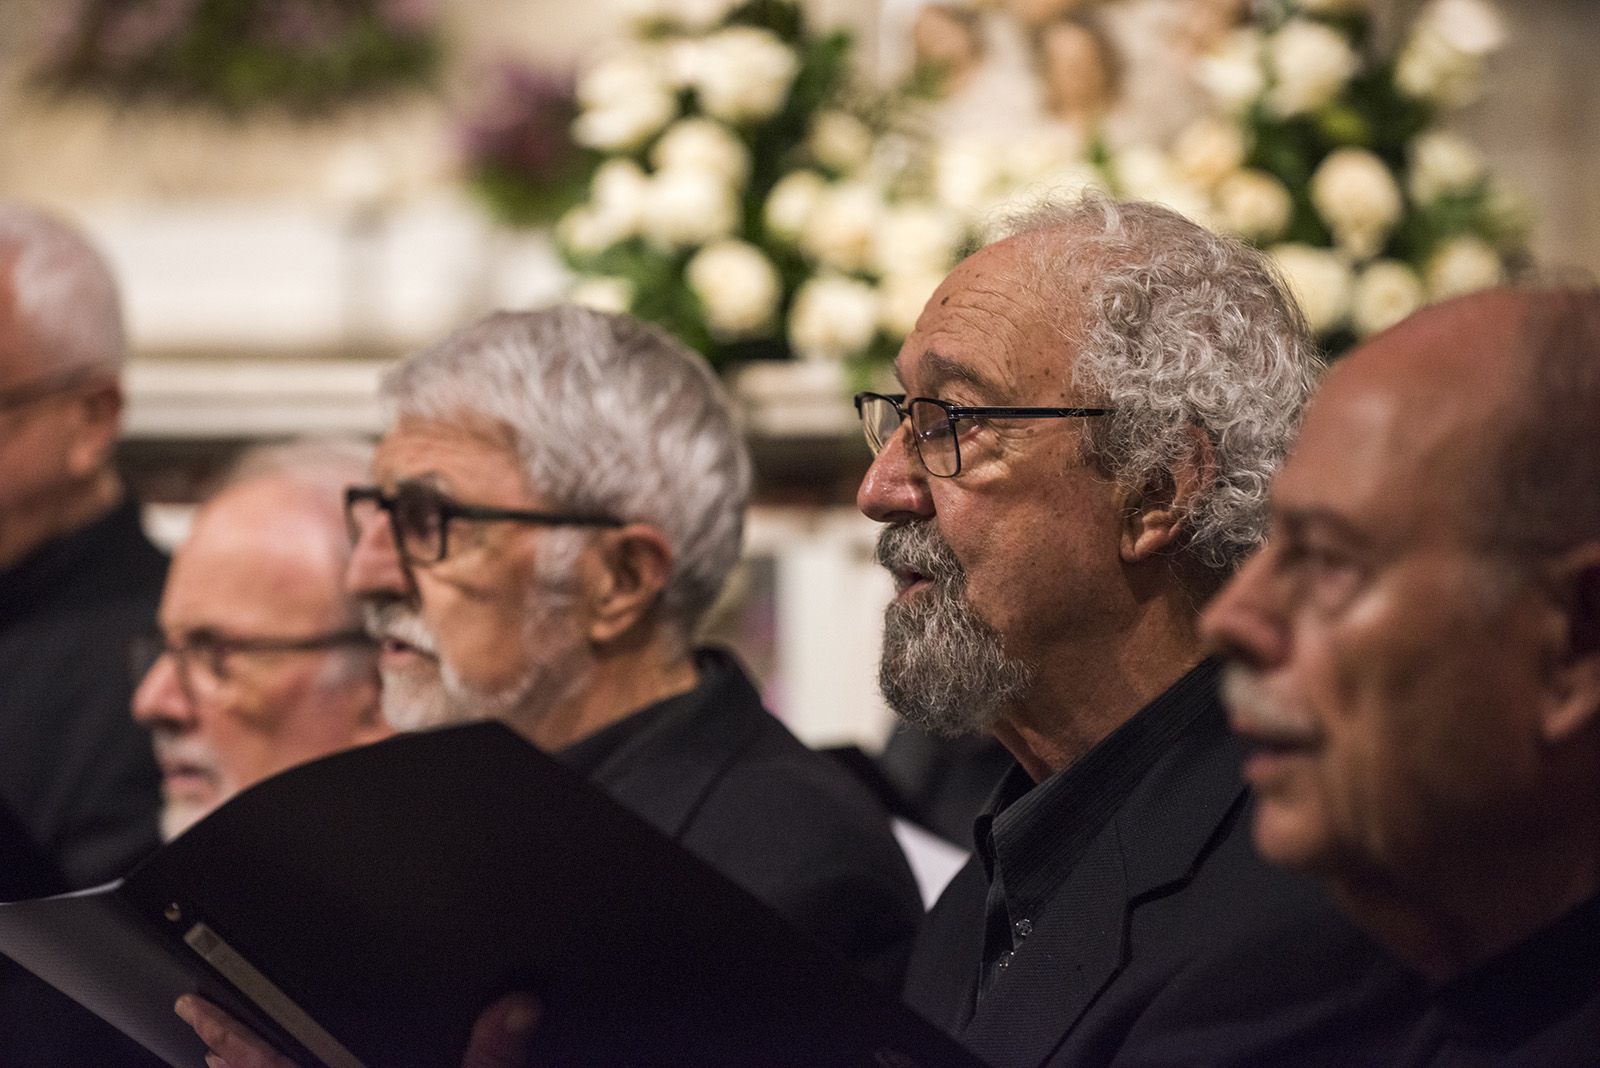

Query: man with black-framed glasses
854,192,1422,1065
130,438,389,840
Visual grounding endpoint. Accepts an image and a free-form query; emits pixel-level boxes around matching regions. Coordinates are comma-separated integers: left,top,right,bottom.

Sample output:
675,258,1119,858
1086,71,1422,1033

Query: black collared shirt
973,658,1222,1000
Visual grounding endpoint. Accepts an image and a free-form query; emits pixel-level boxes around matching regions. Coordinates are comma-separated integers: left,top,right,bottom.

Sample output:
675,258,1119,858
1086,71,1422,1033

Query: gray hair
1002,192,1322,577
214,435,375,629
0,202,126,375
382,306,751,637
1491,287,1600,554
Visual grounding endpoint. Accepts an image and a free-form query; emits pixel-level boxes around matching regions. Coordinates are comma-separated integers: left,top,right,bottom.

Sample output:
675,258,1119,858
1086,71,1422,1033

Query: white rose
1395,35,1481,107
651,118,751,189
1115,144,1176,200
1267,20,1359,117
1214,169,1294,242
808,111,875,174
557,204,636,256
685,240,781,339
574,51,677,150
764,170,828,241
1198,28,1266,112
1172,118,1248,189
1001,130,1086,185
640,168,739,249
1310,148,1403,260
1270,243,1354,334
690,27,800,123
568,276,635,315
789,275,880,361
1420,0,1506,57
591,158,651,221
878,272,944,338
800,182,884,273
1350,260,1426,336
871,203,964,278
1425,236,1503,299
1407,129,1485,204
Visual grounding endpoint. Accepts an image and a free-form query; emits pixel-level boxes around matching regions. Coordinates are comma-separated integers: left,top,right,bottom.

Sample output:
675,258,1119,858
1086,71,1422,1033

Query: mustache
1219,666,1317,741
876,521,965,588
151,733,222,778
362,602,439,657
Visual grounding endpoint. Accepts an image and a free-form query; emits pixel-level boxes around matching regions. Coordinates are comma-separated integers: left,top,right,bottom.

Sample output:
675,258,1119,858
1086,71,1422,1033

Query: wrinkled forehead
374,412,534,494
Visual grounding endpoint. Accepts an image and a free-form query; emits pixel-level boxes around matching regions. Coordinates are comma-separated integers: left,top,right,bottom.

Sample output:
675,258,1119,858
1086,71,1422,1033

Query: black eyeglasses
853,392,1114,478
345,483,625,566
128,627,374,696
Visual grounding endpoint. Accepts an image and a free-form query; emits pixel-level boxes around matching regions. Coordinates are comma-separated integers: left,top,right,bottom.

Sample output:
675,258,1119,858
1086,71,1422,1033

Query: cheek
418,569,538,690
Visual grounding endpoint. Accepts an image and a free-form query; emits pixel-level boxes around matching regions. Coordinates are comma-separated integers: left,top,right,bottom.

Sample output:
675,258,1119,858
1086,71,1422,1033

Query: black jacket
563,648,925,990
905,662,1423,1067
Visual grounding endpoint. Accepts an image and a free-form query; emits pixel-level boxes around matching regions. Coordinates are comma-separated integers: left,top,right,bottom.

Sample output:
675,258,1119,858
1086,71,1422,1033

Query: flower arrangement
1168,0,1530,350
557,0,976,372
37,0,441,117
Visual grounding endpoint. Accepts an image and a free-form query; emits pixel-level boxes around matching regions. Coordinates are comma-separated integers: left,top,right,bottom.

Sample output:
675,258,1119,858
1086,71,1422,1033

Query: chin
160,797,220,842
1250,804,1335,875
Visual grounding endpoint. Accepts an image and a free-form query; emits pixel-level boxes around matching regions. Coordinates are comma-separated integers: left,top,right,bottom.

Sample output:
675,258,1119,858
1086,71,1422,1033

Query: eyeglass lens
346,486,447,564
858,396,959,477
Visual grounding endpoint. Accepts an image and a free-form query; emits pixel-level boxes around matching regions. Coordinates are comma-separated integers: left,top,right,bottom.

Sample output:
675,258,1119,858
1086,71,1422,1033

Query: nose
345,504,412,602
131,652,196,734
1201,545,1291,670
857,424,935,524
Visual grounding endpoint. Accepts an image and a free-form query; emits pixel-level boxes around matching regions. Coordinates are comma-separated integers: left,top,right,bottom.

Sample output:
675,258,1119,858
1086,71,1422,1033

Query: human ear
1538,542,1600,745
64,376,123,479
580,524,675,645
1120,425,1217,564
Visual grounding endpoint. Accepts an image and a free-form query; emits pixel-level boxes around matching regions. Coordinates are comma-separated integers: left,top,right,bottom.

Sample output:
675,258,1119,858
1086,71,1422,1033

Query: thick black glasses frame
853,391,1114,477
345,485,625,566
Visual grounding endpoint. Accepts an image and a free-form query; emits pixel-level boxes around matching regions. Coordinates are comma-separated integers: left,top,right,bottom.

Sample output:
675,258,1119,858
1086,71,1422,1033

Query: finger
176,995,298,1068
460,991,542,1068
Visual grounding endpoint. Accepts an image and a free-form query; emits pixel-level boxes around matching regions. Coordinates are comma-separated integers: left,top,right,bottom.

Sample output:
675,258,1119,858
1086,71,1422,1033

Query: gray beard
876,521,1033,739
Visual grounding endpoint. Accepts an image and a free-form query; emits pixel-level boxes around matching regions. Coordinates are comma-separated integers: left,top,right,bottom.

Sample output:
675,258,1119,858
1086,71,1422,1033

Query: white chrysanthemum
689,27,800,123
1407,130,1485,204
1270,243,1355,334
871,203,965,278
574,50,677,151
1267,20,1359,117
1172,118,1248,189
878,272,945,338
800,182,884,273
568,276,635,315
1214,169,1294,242
685,240,781,339
1425,236,1504,299
1310,148,1404,260
789,275,880,361
639,168,739,249
651,118,751,189
1198,28,1267,112
808,111,875,174
1351,260,1426,336
764,170,828,241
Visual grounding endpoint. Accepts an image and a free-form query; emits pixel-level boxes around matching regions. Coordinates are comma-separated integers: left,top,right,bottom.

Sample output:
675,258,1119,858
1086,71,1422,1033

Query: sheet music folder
0,722,985,1068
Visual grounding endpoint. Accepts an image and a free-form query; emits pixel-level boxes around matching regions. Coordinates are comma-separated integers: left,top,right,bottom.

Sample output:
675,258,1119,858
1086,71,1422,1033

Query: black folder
0,722,985,1068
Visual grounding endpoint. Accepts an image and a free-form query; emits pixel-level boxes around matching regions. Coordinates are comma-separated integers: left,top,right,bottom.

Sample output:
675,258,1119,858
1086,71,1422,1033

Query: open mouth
892,569,933,597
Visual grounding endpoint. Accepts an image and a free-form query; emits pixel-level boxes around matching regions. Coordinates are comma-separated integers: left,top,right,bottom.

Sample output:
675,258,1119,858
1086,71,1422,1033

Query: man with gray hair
132,437,388,839
0,201,162,889
854,193,1417,1064
0,203,166,1067
178,307,922,1064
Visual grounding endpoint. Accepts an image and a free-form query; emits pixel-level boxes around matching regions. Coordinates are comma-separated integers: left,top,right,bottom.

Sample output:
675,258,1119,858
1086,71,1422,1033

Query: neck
995,587,1205,782
1330,822,1600,982
0,469,122,572
520,634,700,752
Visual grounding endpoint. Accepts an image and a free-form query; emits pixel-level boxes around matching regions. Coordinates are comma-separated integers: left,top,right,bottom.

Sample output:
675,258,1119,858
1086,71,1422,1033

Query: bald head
0,203,125,382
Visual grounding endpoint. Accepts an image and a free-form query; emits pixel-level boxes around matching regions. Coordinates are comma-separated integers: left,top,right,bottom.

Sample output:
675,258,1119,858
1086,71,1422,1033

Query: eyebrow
896,350,1007,401
1275,505,1374,550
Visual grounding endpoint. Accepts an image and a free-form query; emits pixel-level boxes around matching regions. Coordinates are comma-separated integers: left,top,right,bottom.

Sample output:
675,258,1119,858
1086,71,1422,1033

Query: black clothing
880,727,1013,845
904,660,1424,1067
0,499,164,886
559,648,924,990
0,500,168,1068
1396,892,1600,1067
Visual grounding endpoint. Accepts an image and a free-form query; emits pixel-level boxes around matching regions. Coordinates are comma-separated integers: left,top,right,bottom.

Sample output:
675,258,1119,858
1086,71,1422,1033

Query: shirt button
997,950,1015,969
1013,918,1033,939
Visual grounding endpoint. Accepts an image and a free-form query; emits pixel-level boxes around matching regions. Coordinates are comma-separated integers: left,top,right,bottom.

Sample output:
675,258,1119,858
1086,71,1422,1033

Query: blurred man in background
1205,287,1600,1064
132,437,388,839
0,201,165,1068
